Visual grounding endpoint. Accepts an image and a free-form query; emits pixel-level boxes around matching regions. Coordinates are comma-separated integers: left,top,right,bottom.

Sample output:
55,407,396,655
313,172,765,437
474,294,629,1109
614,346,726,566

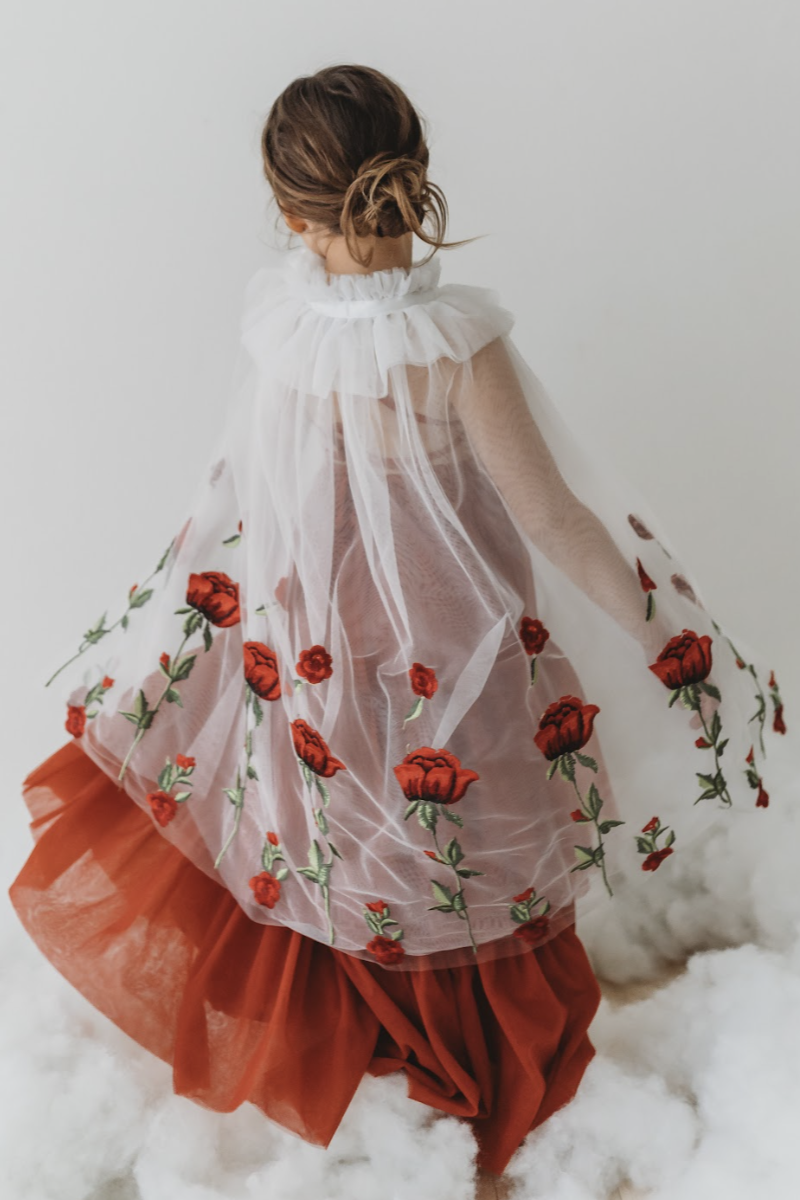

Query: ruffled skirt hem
8,739,602,1174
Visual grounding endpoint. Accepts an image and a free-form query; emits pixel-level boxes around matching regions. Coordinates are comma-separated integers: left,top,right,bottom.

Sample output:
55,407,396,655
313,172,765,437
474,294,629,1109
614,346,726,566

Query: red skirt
7,739,602,1175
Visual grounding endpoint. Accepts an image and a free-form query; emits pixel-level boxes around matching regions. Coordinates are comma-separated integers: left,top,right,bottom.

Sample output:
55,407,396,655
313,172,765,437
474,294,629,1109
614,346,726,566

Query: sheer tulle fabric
8,739,602,1175
41,243,782,970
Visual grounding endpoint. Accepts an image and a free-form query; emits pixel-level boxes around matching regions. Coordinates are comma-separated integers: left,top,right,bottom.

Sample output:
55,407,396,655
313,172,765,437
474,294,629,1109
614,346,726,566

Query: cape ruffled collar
283,242,443,317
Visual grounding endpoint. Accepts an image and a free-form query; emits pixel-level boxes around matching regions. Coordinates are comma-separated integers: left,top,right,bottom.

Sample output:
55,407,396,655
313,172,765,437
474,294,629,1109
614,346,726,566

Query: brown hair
260,64,482,269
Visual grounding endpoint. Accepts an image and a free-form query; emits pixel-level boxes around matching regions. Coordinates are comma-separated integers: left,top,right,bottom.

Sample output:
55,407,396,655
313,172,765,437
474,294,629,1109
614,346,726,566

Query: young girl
9,64,785,1199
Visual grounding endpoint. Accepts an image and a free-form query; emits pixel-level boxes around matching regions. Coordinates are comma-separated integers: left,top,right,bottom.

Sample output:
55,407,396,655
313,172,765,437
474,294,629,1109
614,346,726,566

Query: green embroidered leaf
456,868,484,878
252,696,264,726
328,842,344,860
173,790,192,802
141,710,156,730
156,542,173,572
452,890,466,913
430,880,454,907
598,819,625,834
313,807,329,834
403,800,420,820
309,840,324,872
222,532,241,547
710,709,721,741
574,751,598,772
293,678,304,692
509,904,529,924
172,654,196,682
317,863,332,887
668,689,680,707
573,845,597,865
403,696,424,726
699,679,722,701
165,688,183,705
696,772,718,788
129,588,153,610
558,754,576,783
202,622,213,652
717,737,729,756
428,903,455,913
300,761,313,789
634,836,653,853
315,776,330,807
585,782,602,819
417,802,438,832
297,866,319,883
119,711,140,726
441,808,463,827
443,837,464,867
121,614,129,630
665,829,676,847
275,867,289,881
246,763,258,781
254,603,267,616
157,765,173,790
645,592,655,621
390,929,404,941
530,656,537,686
133,689,148,719
546,758,559,780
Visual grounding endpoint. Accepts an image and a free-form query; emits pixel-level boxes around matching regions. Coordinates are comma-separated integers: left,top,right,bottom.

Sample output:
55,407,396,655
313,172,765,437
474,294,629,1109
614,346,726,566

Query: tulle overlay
8,739,602,1174
34,241,785,972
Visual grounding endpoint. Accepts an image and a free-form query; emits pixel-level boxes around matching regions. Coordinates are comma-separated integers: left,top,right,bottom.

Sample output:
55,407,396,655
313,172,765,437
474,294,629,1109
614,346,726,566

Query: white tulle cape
44,241,786,970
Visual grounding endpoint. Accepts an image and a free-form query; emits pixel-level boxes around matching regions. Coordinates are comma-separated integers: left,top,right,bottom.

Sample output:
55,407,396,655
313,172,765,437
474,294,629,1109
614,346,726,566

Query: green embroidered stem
692,684,733,807
569,776,613,897
117,626,194,783
431,825,479,955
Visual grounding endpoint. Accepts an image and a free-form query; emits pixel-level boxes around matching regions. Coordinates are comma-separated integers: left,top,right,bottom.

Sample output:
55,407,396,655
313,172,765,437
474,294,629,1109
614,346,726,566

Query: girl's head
261,64,478,269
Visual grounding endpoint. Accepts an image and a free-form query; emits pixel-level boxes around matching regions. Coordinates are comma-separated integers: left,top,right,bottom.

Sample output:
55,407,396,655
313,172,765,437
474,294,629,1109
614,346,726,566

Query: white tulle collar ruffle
239,243,516,397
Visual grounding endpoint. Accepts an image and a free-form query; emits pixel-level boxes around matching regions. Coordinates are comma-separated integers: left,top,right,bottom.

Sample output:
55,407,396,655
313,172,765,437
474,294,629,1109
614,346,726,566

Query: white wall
2,0,797,804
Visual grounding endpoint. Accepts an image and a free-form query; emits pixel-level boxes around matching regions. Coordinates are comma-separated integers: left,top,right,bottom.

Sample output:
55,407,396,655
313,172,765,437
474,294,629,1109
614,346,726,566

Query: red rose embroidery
512,915,551,944
745,746,754,764
409,662,438,699
147,790,178,827
159,651,170,669
642,847,673,871
519,616,550,656
636,558,657,592
296,644,333,684
176,753,195,769
266,830,279,846
65,705,86,738
186,570,241,627
773,705,787,735
756,782,769,808
648,629,712,689
641,816,658,833
366,935,406,965
243,642,282,700
291,718,347,778
237,519,243,532
249,871,282,908
513,886,535,903
365,900,388,913
393,747,480,806
102,675,114,689
533,695,600,761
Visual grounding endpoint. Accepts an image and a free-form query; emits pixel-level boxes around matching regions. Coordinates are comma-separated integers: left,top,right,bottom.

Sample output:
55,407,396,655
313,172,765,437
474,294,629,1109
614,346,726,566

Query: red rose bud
147,790,178,827
769,670,776,688
175,754,195,769
636,558,657,592
745,746,754,764
365,900,389,913
773,704,787,735
756,783,769,808
266,831,279,846
249,871,281,908
65,705,86,738
366,935,406,965
512,916,551,944
102,676,114,689
735,658,745,668
518,615,550,656
641,816,659,832
160,652,170,668
695,736,710,748
642,847,673,871
513,886,534,903
409,662,438,699
569,809,586,822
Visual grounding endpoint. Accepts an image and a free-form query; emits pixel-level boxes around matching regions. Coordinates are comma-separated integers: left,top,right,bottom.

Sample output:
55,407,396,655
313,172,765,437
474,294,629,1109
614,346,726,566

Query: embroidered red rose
756,782,769,808
641,816,659,833
147,789,178,827
393,747,480,806
735,658,745,669
65,705,86,738
670,574,698,603
296,644,333,684
249,871,281,908
366,935,406,964
519,616,550,656
513,886,535,903
186,570,241,627
533,695,600,761
243,642,282,700
159,652,170,669
636,559,657,592
409,662,438,699
365,900,388,913
642,847,673,871
291,718,347,778
774,705,787,734
102,676,114,689
569,808,588,822
237,519,243,532
648,629,712,688
746,746,754,764
513,915,551,944
176,753,195,769
424,850,439,859
266,831,279,846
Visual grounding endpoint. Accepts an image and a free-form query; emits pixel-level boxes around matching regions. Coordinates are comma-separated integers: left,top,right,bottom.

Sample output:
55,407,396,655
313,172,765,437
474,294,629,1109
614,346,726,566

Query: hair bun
345,154,427,239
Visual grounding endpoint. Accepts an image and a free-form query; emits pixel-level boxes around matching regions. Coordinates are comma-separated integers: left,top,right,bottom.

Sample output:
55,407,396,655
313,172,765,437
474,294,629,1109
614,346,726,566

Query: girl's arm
451,336,671,661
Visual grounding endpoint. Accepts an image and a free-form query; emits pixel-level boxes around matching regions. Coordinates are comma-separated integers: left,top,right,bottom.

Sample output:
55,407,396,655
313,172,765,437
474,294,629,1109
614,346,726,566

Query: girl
9,64,784,1199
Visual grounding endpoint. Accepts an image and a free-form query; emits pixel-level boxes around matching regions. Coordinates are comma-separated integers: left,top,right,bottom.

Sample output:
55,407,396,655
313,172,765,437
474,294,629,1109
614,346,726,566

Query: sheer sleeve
451,336,672,662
